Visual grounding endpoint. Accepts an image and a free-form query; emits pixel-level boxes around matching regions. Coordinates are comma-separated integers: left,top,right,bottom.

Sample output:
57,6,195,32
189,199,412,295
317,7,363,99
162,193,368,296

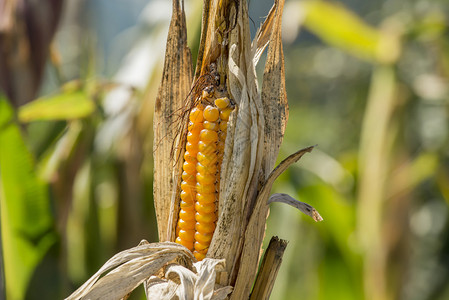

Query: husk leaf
153,0,193,242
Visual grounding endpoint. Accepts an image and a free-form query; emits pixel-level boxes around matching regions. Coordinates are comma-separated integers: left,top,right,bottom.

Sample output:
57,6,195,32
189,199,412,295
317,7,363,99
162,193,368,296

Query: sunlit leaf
301,0,400,64
0,96,58,299
18,90,95,122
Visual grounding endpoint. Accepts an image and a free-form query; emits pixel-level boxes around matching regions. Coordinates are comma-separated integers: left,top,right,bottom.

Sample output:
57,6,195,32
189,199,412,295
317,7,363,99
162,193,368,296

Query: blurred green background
0,0,448,299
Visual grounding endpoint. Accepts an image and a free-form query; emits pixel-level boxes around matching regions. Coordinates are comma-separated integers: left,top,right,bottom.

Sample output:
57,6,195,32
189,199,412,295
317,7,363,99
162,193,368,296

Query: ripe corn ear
175,92,233,260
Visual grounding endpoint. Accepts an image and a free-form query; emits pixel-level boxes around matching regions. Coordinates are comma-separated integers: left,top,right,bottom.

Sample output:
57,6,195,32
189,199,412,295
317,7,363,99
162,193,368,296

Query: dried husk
65,241,232,300
145,259,233,299
153,0,193,242
207,0,290,291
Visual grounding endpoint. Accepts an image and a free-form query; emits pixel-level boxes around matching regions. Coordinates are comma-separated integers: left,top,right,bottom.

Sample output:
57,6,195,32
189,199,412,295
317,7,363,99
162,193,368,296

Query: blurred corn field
0,0,448,299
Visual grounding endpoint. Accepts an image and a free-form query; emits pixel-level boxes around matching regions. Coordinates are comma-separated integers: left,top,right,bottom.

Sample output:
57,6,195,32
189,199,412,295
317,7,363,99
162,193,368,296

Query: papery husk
208,0,289,291
65,241,193,300
206,0,265,285
144,258,233,300
65,241,232,300
153,0,193,242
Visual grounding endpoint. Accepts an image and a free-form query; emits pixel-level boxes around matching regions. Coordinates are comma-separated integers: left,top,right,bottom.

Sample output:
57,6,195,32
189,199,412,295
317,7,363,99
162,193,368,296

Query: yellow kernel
180,200,195,210
187,132,200,144
203,105,219,122
182,171,196,182
195,212,217,223
203,121,219,130
181,181,195,191
183,161,196,174
190,128,202,137
196,183,216,194
180,190,195,202
197,152,218,165
185,142,199,154
183,151,197,163
196,193,216,204
179,209,195,221
195,231,213,243
215,97,230,109
178,229,195,242
176,237,193,250
200,129,218,143
219,108,232,121
194,251,206,261
198,141,216,155
194,241,209,252
196,183,215,194
178,218,195,230
195,201,216,214
196,173,215,185
195,222,215,234
196,162,218,174
219,121,227,132
188,121,203,133
189,107,204,123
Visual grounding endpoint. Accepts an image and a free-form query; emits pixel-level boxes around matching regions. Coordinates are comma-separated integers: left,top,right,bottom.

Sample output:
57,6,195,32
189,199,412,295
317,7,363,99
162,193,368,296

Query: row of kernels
193,104,220,260
175,106,205,251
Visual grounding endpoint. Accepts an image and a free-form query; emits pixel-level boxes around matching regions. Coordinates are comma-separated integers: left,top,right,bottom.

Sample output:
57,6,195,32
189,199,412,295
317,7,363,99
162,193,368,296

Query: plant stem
250,236,288,300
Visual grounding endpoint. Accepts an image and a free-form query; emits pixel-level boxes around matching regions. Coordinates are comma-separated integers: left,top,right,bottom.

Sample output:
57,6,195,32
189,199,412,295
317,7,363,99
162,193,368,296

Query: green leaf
0,96,57,299
18,90,95,122
301,0,401,64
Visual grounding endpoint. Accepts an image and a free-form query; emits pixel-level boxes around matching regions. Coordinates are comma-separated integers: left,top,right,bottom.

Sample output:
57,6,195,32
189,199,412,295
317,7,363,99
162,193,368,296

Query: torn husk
153,0,193,242
65,241,233,300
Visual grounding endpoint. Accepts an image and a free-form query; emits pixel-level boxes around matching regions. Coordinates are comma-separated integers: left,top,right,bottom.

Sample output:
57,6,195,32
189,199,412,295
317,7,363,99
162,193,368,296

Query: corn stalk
66,0,322,299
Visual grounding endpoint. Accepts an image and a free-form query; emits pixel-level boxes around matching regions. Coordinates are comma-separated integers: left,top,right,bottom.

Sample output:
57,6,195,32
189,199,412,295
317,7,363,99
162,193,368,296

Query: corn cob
175,88,233,260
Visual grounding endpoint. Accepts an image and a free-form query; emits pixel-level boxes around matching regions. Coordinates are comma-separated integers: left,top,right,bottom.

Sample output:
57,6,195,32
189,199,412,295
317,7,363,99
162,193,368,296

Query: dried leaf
65,241,194,300
153,0,193,242
145,277,178,299
208,0,265,285
260,0,289,180
231,146,314,299
144,257,232,300
252,3,276,66
268,193,323,222
193,259,226,299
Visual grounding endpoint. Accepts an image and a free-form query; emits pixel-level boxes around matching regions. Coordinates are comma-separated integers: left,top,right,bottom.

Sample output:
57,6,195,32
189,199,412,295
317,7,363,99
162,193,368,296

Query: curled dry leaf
231,146,314,299
65,241,193,300
66,241,232,300
144,258,232,300
268,193,323,222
